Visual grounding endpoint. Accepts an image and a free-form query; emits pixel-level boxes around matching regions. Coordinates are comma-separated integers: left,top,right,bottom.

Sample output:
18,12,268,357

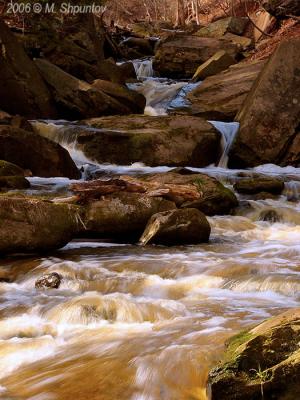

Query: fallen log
69,176,201,204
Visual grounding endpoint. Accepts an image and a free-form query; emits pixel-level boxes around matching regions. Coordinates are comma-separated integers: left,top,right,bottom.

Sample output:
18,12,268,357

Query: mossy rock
0,176,30,190
0,160,25,177
208,308,300,400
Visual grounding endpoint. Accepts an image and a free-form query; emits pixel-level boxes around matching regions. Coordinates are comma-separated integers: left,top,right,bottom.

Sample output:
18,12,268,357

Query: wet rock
192,50,236,81
92,80,146,114
208,308,300,400
118,62,137,82
229,38,300,168
234,176,284,194
186,60,265,120
259,209,281,222
120,37,154,57
84,192,176,238
0,196,83,254
253,191,279,200
0,20,57,119
195,17,249,38
153,34,239,79
79,115,221,167
0,111,34,132
0,125,80,179
142,172,238,215
34,59,143,120
139,208,211,246
35,272,62,289
0,176,30,190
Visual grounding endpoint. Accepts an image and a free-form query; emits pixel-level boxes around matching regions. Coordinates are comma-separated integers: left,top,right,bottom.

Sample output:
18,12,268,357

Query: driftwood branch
246,12,274,38
69,176,201,204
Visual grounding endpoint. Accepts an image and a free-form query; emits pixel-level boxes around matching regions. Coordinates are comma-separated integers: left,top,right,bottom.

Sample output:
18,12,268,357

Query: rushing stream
1,59,300,400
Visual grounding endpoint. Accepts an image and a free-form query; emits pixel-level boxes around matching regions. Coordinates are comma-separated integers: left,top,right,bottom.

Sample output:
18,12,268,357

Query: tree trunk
176,0,186,26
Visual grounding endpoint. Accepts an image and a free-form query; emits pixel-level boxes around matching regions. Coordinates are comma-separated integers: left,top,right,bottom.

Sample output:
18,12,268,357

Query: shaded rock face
0,160,25,177
234,176,284,195
0,126,80,179
229,38,300,168
139,208,211,246
142,172,238,216
35,59,144,120
79,115,221,167
120,37,154,58
263,0,300,17
0,197,82,254
92,80,146,114
185,60,265,121
153,35,240,79
35,272,62,289
84,193,176,238
196,17,249,38
208,308,300,400
0,20,57,119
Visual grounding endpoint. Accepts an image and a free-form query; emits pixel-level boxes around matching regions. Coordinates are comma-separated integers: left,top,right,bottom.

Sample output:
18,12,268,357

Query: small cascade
132,58,154,79
32,121,94,167
168,82,200,113
129,78,187,116
209,121,240,168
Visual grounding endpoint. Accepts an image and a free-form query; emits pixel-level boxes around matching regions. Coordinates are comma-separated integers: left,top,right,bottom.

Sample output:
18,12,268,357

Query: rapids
1,59,300,400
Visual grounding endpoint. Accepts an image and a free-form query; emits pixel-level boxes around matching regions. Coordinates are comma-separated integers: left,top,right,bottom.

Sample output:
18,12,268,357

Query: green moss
223,330,254,363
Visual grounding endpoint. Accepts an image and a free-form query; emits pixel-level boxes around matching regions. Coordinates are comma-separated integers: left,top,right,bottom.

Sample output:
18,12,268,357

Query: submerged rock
0,196,83,254
208,308,300,399
153,34,239,79
79,115,221,167
0,125,80,179
139,208,211,246
229,38,300,168
35,272,62,289
0,20,57,119
186,60,265,120
234,176,284,194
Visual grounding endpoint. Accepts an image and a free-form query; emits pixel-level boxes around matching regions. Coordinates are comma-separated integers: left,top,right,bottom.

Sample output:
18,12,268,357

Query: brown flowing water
1,66,300,400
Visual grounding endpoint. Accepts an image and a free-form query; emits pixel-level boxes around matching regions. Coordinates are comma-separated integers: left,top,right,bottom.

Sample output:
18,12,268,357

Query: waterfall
31,121,92,167
132,59,154,79
209,121,240,168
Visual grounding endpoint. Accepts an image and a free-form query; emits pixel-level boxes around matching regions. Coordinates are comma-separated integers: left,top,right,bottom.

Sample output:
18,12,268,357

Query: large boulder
139,208,211,246
229,38,300,168
208,308,300,400
196,17,249,38
0,20,57,119
0,125,80,179
0,196,82,254
262,0,300,17
84,193,176,238
153,35,240,79
0,160,25,177
78,115,222,167
34,59,143,120
185,60,265,120
142,171,238,215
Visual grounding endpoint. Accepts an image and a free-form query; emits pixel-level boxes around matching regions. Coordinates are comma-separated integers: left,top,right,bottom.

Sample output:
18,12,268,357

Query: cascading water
132,58,154,79
2,55,300,400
